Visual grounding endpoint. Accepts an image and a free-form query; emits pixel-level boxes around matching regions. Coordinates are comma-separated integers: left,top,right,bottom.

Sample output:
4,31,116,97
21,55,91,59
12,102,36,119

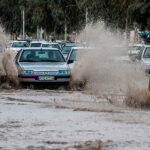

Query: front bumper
18,74,70,83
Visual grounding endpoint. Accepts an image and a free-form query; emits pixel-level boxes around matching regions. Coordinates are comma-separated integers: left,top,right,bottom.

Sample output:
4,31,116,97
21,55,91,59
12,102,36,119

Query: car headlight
59,70,70,74
67,70,71,74
20,70,25,75
24,70,33,75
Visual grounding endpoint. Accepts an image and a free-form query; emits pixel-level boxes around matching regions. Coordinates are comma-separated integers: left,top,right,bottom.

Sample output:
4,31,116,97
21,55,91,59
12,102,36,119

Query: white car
128,44,143,60
42,43,61,51
67,47,91,71
30,41,45,47
9,41,29,54
15,48,71,83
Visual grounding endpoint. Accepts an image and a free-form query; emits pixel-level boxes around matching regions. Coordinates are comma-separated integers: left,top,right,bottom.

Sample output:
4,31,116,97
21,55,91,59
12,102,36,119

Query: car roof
64,44,76,47
30,41,46,43
42,42,58,45
21,48,59,51
56,40,64,42
12,40,27,43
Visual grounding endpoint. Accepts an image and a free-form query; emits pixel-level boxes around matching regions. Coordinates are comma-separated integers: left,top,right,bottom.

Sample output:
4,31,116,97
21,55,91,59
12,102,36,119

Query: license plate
38,76,54,81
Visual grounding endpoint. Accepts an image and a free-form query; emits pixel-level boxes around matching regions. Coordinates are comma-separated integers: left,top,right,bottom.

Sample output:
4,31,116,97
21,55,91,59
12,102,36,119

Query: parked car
128,44,143,61
62,43,77,59
30,41,45,47
6,40,13,48
15,48,71,83
42,43,61,51
9,40,29,54
67,47,91,71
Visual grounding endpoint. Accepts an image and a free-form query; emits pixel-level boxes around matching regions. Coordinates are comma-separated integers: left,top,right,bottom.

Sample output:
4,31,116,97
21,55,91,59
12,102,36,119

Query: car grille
33,71,58,75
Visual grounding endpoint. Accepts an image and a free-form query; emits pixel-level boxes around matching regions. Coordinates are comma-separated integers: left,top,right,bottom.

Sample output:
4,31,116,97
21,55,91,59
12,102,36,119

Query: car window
20,49,65,62
30,43,41,47
12,42,28,47
143,47,150,58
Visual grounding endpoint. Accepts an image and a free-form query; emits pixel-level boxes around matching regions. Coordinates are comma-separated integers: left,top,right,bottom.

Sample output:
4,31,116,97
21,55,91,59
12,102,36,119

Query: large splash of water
0,26,18,88
72,22,148,96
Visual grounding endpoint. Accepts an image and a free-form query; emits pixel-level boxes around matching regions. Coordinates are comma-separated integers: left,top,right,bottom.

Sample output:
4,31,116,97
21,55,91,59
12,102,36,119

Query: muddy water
0,89,150,150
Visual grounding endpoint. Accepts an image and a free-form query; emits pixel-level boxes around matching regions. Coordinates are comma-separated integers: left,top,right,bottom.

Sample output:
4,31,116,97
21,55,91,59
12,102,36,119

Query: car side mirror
15,59,19,65
67,60,74,64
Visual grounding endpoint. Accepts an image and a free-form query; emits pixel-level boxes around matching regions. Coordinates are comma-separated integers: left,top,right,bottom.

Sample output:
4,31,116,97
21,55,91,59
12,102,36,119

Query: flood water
0,89,150,150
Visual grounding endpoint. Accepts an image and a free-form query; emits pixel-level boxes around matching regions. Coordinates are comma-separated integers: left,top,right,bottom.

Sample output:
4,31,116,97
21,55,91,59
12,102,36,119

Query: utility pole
65,23,67,41
86,7,88,28
22,9,25,39
85,7,88,44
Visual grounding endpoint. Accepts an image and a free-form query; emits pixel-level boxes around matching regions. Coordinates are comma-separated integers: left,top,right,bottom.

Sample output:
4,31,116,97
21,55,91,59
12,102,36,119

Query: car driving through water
15,48,71,83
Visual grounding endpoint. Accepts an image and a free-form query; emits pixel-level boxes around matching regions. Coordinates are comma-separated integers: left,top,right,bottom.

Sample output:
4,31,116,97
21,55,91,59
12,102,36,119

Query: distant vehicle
62,43,77,59
15,48,71,83
6,40,13,48
9,41,29,54
42,43,61,51
128,44,143,60
30,41,44,47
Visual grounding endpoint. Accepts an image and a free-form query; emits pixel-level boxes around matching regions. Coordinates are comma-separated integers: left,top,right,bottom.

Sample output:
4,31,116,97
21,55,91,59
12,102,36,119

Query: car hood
9,47,22,53
19,62,69,71
68,63,75,70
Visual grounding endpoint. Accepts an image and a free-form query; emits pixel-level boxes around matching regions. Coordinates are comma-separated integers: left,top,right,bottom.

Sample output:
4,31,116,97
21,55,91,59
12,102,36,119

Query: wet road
0,89,150,150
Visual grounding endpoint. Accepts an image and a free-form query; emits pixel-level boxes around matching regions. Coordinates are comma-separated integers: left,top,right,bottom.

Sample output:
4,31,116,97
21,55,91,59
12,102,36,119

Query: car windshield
130,46,142,51
143,47,150,58
12,42,28,47
30,43,41,47
42,44,60,49
62,46,73,54
69,50,77,61
20,49,65,62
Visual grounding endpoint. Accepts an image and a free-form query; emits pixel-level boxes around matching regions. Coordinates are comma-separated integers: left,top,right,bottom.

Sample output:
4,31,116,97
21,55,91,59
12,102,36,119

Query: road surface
0,89,150,150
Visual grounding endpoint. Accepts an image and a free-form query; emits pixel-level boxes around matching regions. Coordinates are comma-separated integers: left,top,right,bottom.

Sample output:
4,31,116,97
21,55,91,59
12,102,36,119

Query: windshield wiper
20,60,39,62
41,60,64,62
